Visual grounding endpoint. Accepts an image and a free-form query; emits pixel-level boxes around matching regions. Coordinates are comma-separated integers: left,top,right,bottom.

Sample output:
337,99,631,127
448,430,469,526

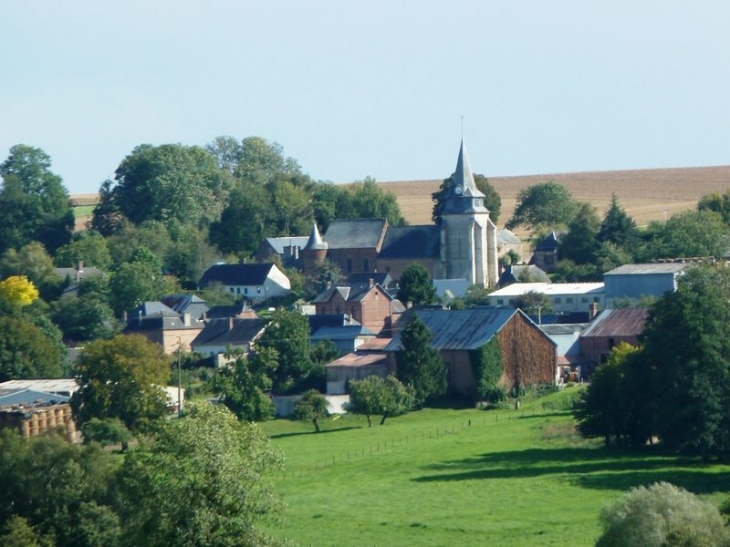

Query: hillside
378,165,730,236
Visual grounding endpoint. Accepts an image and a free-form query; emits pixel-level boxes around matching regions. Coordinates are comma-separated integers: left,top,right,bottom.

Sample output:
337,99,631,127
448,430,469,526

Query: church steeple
304,221,327,250
442,140,488,214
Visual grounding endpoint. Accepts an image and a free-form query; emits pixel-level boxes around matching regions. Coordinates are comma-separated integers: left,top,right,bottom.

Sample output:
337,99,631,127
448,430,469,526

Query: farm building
603,263,690,308
325,339,391,395
580,308,649,377
386,308,556,397
487,282,605,316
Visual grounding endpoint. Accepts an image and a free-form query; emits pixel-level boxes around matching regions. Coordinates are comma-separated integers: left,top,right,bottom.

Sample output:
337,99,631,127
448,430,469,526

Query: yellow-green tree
0,276,39,306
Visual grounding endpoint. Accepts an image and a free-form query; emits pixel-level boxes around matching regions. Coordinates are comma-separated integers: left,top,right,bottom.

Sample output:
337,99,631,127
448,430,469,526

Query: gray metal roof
581,308,649,338
323,219,388,249
386,308,550,351
311,325,376,341
604,263,691,276
303,223,328,250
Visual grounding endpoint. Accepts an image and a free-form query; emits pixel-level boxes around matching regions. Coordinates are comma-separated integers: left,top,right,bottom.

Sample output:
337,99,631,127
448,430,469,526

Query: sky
2,1,729,195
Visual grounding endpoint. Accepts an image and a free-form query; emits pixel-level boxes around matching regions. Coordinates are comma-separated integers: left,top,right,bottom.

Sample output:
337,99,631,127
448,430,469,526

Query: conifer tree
395,315,447,405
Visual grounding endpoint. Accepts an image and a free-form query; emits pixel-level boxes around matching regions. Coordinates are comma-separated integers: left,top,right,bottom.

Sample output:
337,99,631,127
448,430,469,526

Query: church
301,141,502,287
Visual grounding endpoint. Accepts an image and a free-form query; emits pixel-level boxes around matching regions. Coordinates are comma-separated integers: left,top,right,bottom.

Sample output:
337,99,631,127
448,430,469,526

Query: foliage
0,515,53,547
551,259,602,283
310,340,341,366
51,293,117,343
346,178,405,226
92,143,233,234
558,202,600,264
0,429,121,547
0,275,39,306
699,189,730,225
397,263,438,306
0,315,64,381
117,403,285,547
54,231,112,270
0,242,63,300
469,338,504,402
595,482,730,547
395,314,447,406
432,173,502,223
348,375,414,426
513,290,553,316
449,284,493,309
505,181,578,232
598,194,637,247
294,390,330,433
107,248,170,316
207,348,276,422
637,210,727,261
72,334,171,431
305,259,344,298
81,417,133,448
0,145,74,254
208,183,271,257
257,308,319,394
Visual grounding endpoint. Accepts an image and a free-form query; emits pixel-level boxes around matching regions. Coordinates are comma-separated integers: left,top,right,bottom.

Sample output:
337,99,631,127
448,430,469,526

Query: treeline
573,264,730,462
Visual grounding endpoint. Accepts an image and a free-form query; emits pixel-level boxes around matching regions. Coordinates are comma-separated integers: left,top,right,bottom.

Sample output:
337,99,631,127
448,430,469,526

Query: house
199,263,291,303
603,263,691,308
325,338,391,395
498,264,550,287
312,279,405,335
579,308,649,377
191,316,268,366
487,282,605,316
160,294,209,321
538,323,590,383
301,141,501,286
530,232,561,273
385,308,556,397
124,301,206,354
255,236,309,268
54,261,105,297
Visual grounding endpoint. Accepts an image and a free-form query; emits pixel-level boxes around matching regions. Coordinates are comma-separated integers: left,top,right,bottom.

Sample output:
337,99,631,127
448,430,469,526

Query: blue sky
2,1,728,194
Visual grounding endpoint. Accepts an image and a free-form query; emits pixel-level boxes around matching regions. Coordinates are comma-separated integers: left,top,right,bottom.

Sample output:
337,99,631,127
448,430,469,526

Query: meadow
260,390,730,546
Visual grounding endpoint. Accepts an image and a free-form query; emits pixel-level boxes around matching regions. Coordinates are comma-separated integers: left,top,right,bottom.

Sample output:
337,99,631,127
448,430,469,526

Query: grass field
260,390,730,546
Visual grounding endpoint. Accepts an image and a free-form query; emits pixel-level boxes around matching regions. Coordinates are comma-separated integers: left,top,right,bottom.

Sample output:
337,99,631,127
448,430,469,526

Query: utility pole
177,337,183,418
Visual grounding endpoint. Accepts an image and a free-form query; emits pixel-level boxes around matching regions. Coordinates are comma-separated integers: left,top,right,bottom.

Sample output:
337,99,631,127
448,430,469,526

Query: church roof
378,225,440,259
323,219,387,249
304,222,328,250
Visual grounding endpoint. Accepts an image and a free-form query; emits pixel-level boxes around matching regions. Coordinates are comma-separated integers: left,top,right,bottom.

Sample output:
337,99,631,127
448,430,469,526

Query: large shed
386,308,556,397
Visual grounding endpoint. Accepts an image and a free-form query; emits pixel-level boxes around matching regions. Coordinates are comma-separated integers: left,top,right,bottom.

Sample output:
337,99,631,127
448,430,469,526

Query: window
497,299,504,305
257,286,262,294
363,258,370,272
236,288,240,294
554,297,562,304
229,288,235,293
508,299,515,305
244,288,248,295
566,297,573,304
581,297,588,303
593,297,601,303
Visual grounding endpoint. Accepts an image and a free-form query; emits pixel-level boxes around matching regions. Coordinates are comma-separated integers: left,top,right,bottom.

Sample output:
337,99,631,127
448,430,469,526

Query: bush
595,482,730,547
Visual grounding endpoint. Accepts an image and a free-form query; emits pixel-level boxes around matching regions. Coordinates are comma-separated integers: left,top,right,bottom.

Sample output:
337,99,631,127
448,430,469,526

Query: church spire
304,221,328,250
453,139,481,197
442,140,487,214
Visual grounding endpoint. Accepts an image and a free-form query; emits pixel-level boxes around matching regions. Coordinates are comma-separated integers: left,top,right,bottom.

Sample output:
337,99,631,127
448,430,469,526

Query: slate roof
129,302,179,318
311,324,376,342
312,283,392,304
161,294,209,319
323,219,387,249
387,308,550,352
581,308,649,338
199,263,276,287
264,236,310,254
378,225,440,259
497,228,522,246
304,222,328,250
346,272,394,288
205,302,255,319
441,140,488,215
191,317,267,348
534,232,561,251
125,301,205,331
307,314,360,334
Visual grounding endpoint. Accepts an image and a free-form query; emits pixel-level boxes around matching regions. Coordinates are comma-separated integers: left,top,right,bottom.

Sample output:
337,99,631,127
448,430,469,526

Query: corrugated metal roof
604,263,690,275
357,338,392,351
325,352,388,368
489,282,604,298
324,219,388,249
539,324,588,336
386,308,545,351
581,308,649,338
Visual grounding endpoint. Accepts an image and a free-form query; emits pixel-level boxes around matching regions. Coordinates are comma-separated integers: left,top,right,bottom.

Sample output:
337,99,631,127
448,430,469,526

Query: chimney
368,278,374,288
326,280,333,289
183,312,191,327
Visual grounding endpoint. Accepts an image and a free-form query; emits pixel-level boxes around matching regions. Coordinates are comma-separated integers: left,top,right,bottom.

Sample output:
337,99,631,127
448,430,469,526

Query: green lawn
260,390,730,546
72,204,96,217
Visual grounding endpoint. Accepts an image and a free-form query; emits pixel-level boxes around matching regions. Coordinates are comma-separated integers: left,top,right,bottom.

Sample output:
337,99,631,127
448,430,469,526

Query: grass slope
261,391,730,546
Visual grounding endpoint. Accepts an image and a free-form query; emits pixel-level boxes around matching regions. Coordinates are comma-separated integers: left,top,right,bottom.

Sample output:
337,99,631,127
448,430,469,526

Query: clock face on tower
454,186,463,195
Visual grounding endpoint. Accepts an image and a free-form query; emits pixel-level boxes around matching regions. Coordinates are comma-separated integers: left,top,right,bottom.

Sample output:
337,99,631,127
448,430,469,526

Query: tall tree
92,144,233,233
505,181,577,232
209,183,272,257
432,173,502,224
117,403,285,547
649,210,727,260
0,315,65,381
598,194,637,247
0,145,74,254
54,231,112,270
107,247,170,316
558,202,601,264
395,314,447,405
347,178,405,226
71,334,171,431
397,264,438,306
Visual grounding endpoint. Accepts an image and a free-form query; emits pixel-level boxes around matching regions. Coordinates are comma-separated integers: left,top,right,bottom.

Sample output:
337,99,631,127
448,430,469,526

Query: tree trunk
366,414,372,427
380,413,388,425
313,418,320,433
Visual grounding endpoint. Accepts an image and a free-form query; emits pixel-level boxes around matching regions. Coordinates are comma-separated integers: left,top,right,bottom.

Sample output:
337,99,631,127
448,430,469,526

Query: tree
71,334,171,431
310,340,341,367
208,347,276,422
395,314,447,406
294,390,330,433
432,173,502,223
698,189,730,226
81,417,133,449
598,194,637,247
348,375,414,426
647,210,727,260
595,482,730,547
558,202,600,264
107,248,170,316
0,315,64,381
117,403,285,547
0,242,63,300
513,290,552,318
0,145,74,254
209,183,271,257
92,144,233,233
0,276,39,306
256,309,319,394
505,181,577,232
347,178,405,226
470,338,505,402
268,178,312,237
397,263,438,306
54,231,112,270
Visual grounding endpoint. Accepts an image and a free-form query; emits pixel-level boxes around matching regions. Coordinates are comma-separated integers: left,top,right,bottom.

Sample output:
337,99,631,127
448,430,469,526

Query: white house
198,263,291,303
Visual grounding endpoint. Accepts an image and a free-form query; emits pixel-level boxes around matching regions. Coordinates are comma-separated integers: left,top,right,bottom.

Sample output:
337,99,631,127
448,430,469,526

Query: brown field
379,165,730,237
71,166,730,235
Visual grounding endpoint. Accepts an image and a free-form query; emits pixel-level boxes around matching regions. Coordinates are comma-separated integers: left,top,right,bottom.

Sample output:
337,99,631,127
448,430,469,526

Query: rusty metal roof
325,352,388,368
386,308,549,351
581,308,649,338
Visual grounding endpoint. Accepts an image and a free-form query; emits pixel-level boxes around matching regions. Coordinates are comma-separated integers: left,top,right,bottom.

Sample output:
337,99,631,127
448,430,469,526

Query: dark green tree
348,375,414,426
432,173,502,223
310,340,341,367
597,194,637,247
51,293,117,343
71,334,171,431
558,202,600,264
0,145,74,254
513,290,553,317
54,231,112,270
646,210,727,260
209,183,271,257
294,389,330,433
108,247,170,316
397,264,438,306
470,338,505,402
0,315,65,381
395,314,447,405
81,417,133,449
347,178,405,226
505,181,578,232
698,189,730,226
